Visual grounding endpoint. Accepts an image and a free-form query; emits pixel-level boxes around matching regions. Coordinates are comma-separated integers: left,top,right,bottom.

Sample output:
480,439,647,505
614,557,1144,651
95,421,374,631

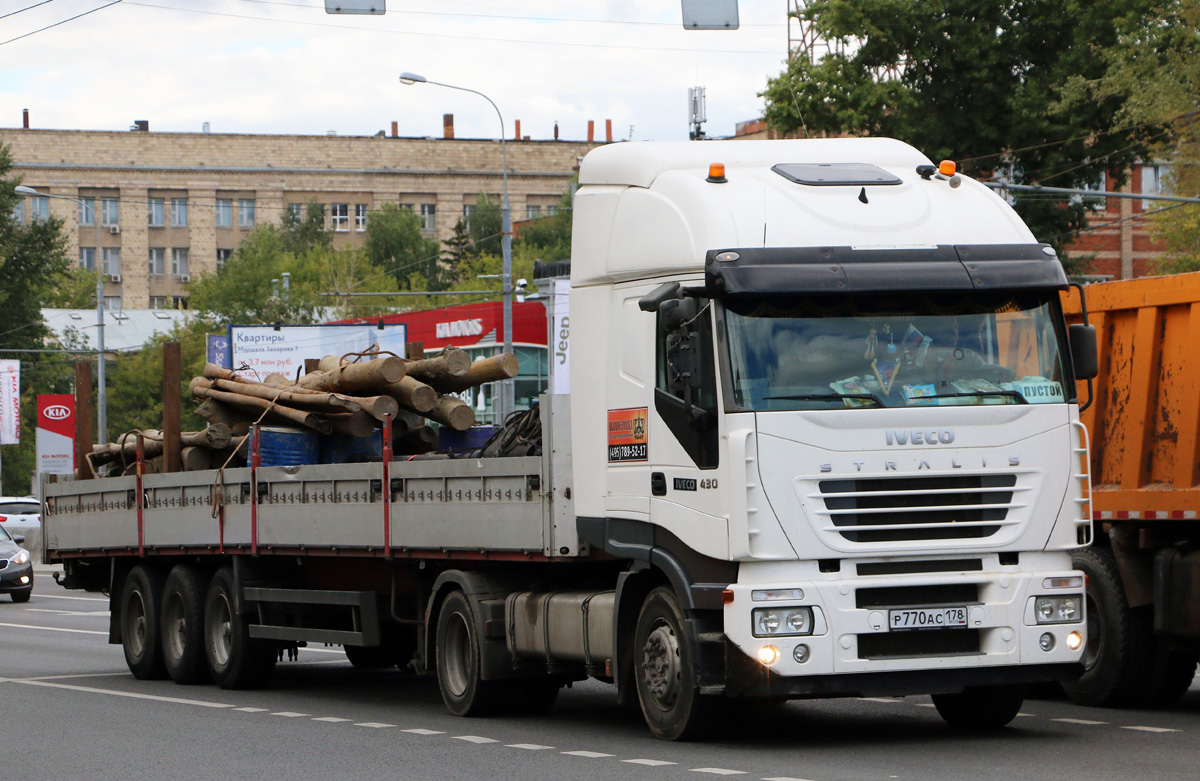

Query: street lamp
15,185,108,444
400,72,515,421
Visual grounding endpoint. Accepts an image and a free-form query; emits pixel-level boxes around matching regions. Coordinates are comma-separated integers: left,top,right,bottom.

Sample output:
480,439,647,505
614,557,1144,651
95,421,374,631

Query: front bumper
0,561,34,592
722,555,1085,684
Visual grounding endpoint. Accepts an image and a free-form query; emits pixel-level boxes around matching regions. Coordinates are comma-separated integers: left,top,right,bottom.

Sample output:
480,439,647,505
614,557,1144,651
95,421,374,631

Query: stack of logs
90,348,519,475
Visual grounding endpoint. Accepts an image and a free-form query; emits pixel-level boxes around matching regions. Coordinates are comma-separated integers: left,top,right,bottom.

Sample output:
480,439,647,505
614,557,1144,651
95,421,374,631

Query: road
2,574,1197,781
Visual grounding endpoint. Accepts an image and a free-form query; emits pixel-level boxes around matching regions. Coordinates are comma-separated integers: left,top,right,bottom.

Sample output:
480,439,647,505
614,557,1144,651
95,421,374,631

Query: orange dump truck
1062,271,1200,707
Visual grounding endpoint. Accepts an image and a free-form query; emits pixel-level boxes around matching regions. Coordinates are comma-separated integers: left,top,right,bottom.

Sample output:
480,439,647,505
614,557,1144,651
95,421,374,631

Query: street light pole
16,185,107,444
400,72,515,422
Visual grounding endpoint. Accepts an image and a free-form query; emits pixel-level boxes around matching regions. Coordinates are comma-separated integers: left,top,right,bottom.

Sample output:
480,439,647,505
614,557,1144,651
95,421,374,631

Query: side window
655,299,719,469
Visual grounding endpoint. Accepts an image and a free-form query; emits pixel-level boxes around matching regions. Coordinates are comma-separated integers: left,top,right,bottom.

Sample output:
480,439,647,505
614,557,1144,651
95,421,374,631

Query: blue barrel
258,426,319,466
320,430,384,464
439,425,500,453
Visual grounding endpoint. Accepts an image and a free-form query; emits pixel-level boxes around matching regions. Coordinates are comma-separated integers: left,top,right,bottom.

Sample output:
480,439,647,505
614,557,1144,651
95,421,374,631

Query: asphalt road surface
2,575,1197,781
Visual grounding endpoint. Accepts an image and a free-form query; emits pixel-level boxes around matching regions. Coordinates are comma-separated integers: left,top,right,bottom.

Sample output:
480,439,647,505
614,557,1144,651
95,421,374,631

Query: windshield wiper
763,393,885,407
927,391,1027,404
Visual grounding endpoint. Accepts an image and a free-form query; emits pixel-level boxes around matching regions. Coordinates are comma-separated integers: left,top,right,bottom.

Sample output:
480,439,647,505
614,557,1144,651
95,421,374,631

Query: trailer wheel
932,685,1025,729
435,590,504,716
161,565,210,685
1139,644,1199,707
634,586,722,741
1062,547,1151,707
203,567,275,689
120,565,168,680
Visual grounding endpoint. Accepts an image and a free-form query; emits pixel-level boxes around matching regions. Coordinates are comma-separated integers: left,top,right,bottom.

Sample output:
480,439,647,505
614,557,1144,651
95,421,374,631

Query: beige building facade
3,127,600,309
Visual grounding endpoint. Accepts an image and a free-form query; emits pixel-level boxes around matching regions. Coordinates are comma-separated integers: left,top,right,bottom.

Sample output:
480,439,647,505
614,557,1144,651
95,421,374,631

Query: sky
0,0,794,142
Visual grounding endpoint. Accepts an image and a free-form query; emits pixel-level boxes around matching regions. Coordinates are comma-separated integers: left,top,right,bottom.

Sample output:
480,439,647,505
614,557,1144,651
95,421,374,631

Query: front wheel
435,590,506,716
932,685,1025,730
633,586,722,741
10,588,31,604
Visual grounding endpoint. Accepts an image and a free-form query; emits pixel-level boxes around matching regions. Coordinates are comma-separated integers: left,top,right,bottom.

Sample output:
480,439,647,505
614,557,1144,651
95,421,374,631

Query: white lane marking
692,769,746,776
6,679,235,708
915,703,937,708
402,728,445,735
356,722,396,729
1016,712,1035,717
27,593,108,602
312,717,351,723
298,647,346,655
764,777,816,781
1053,718,1108,725
20,672,128,681
454,735,498,743
623,759,677,766
0,621,106,636
1122,726,1180,733
507,744,554,750
234,707,269,712
271,711,309,717
562,751,615,758
859,697,903,703
25,609,110,616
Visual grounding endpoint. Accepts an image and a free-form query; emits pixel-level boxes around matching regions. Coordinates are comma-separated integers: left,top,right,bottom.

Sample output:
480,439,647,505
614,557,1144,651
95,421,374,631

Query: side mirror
661,297,698,331
1069,323,1098,380
639,281,682,312
13,535,26,545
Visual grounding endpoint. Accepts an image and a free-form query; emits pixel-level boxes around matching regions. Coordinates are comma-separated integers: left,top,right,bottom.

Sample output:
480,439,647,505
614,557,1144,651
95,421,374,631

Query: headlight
752,607,814,637
8,549,30,566
1034,595,1082,624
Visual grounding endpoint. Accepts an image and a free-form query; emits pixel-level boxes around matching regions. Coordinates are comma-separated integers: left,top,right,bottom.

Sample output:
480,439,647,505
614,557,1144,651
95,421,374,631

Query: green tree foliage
761,0,1162,254
45,266,101,309
280,201,333,255
362,203,444,290
515,187,574,261
466,196,502,259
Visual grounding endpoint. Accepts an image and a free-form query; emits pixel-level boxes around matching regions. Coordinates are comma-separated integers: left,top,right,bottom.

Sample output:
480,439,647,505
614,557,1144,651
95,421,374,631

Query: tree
465,196,502,259
515,186,574,262
280,201,332,255
362,203,444,290
761,0,1162,255
45,266,101,309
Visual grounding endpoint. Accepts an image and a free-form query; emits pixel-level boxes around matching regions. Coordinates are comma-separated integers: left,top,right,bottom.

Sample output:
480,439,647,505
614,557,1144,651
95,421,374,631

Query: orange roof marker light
938,159,957,177
707,163,728,183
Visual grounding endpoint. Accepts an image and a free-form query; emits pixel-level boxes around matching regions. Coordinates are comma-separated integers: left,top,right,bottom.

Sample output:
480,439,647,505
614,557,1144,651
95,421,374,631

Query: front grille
817,474,1020,543
859,628,980,659
856,584,978,609
0,560,7,571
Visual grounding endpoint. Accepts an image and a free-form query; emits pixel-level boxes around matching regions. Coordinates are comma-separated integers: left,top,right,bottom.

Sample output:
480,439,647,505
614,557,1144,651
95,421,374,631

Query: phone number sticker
608,407,648,462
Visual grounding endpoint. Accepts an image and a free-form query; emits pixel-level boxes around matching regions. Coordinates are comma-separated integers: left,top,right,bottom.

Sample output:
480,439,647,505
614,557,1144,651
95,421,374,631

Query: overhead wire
0,0,124,47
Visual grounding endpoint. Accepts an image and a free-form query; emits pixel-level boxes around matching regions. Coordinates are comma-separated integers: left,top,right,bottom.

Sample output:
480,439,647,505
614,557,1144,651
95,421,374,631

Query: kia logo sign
44,405,72,420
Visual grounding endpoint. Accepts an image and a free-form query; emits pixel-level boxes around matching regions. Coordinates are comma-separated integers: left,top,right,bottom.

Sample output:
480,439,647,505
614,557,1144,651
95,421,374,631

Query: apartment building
4,122,601,309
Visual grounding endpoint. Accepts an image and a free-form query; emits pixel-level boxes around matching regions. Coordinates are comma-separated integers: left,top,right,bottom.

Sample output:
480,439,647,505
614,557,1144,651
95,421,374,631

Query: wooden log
207,377,360,413
295,356,406,393
181,446,212,472
316,355,343,372
182,424,233,450
324,410,377,437
194,399,251,436
394,425,440,455
89,425,232,466
381,376,437,413
428,353,519,394
425,396,476,431
263,373,291,386
163,341,182,473
405,349,471,385
190,378,332,435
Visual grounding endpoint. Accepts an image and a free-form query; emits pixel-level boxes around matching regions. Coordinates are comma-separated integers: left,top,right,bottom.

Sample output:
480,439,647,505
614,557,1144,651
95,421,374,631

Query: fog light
793,644,810,664
1039,632,1056,652
19,576,30,584
1067,631,1083,651
758,645,780,666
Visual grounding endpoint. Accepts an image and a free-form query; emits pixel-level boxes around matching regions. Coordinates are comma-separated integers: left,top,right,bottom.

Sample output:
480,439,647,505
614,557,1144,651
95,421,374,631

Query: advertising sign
607,407,648,463
207,333,232,369
36,394,75,475
0,360,19,445
229,324,408,381
551,279,570,394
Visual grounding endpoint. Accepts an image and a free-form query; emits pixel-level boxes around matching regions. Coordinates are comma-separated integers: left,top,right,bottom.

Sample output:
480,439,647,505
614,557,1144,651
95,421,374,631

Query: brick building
1063,163,1174,280
3,123,602,309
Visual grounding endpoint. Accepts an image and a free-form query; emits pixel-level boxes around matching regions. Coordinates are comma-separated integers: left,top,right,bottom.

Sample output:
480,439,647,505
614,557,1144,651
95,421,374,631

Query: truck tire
161,565,210,685
932,685,1025,729
120,565,168,680
203,567,275,689
435,590,505,716
633,586,722,741
1062,547,1152,707
1139,644,1199,707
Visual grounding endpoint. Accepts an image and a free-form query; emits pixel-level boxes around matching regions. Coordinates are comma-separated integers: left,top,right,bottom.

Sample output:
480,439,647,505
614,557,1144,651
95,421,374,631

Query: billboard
37,394,75,476
229,324,408,382
0,360,19,445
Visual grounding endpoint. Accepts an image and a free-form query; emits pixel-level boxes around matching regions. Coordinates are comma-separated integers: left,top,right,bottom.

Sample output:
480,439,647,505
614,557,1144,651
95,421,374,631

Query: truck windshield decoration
724,291,1069,411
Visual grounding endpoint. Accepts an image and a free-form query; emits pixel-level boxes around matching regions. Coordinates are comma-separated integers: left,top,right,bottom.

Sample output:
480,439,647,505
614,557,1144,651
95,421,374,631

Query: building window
238,199,256,227
78,197,96,226
546,205,559,216
103,248,121,277
170,198,188,227
11,201,24,223
287,203,304,221
331,203,349,232
172,248,189,277
217,248,233,269
526,205,541,220
1072,172,1107,209
215,199,233,227
149,247,166,276
1142,164,1173,210
103,296,122,311
79,247,97,272
150,296,168,309
148,198,165,227
31,196,49,222
355,203,368,231
101,197,120,226
420,203,436,231
173,296,189,309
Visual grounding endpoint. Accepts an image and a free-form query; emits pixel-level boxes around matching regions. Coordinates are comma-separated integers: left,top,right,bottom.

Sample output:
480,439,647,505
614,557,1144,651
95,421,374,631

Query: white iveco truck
43,138,1094,741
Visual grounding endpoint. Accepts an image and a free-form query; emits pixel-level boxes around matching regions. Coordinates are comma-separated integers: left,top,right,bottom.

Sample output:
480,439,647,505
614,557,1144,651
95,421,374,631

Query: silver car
0,524,33,602
0,497,41,560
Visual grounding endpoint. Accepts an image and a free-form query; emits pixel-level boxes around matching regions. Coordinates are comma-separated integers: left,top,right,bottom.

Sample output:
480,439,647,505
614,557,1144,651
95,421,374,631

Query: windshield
723,291,1070,411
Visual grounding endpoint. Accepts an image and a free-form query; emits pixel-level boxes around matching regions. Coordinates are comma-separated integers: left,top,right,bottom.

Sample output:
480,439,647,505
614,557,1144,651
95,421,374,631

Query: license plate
888,606,967,631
